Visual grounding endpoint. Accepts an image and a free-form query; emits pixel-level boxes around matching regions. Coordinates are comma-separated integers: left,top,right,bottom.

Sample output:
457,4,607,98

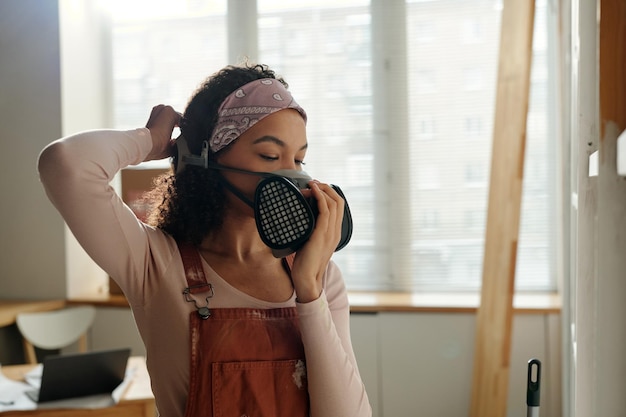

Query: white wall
352,312,561,417
0,0,111,300
569,0,626,415
0,0,66,299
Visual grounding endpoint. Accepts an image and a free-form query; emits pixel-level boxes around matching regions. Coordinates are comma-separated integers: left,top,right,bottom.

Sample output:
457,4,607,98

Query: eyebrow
253,135,308,151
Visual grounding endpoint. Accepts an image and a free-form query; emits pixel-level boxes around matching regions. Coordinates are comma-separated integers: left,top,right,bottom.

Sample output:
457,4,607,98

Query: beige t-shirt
38,127,371,417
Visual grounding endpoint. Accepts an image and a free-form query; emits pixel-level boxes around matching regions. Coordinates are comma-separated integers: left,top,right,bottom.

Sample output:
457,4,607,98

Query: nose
280,159,299,172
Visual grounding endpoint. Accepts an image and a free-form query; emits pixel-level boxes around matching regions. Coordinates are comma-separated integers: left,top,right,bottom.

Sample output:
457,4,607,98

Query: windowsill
348,291,561,314
68,292,561,314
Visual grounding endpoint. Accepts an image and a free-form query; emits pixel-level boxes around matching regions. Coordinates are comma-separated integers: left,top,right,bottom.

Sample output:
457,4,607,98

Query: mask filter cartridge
254,173,353,258
254,176,316,258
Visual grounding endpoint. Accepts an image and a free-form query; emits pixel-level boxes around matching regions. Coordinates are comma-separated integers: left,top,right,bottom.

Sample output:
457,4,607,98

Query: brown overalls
178,242,310,417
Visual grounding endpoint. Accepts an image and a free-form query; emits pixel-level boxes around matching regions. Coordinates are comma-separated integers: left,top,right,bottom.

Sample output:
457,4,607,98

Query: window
417,164,441,190
415,21,435,43
416,117,436,140
464,116,483,138
415,70,437,94
464,163,487,187
108,0,559,293
462,67,484,91
461,18,483,44
110,1,229,129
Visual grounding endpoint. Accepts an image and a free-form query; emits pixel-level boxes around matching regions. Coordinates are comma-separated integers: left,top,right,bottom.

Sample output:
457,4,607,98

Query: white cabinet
350,312,561,417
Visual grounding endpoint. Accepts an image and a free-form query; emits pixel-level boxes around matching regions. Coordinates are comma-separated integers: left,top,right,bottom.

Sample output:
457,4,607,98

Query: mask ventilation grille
255,177,315,253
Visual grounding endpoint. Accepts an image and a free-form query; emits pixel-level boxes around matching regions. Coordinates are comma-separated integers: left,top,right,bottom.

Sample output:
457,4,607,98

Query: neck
201,214,270,262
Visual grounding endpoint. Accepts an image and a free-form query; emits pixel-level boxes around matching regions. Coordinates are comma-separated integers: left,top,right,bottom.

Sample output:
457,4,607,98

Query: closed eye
260,155,306,166
260,155,279,161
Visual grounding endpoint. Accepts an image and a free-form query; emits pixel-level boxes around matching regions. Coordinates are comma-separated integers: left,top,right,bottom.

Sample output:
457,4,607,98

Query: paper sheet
0,365,36,411
0,363,135,411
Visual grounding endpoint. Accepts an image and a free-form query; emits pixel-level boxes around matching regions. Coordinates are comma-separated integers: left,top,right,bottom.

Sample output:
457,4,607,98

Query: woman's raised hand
291,181,345,303
145,104,181,162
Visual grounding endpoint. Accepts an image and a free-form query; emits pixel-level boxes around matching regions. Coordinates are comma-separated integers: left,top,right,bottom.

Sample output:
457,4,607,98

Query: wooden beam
469,1,536,416
599,0,626,132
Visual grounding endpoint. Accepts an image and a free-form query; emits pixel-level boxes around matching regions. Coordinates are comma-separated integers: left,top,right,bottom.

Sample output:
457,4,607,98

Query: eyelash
260,155,306,165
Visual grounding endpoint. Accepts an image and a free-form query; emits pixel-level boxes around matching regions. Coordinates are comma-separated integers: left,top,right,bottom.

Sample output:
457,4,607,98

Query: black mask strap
216,176,255,208
208,161,274,209
209,161,275,179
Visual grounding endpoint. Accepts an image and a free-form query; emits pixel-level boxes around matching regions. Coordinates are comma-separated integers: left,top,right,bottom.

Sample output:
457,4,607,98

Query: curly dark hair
145,63,288,245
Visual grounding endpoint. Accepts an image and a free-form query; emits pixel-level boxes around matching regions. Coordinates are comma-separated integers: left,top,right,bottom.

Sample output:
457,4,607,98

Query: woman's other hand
291,181,345,303
145,104,180,162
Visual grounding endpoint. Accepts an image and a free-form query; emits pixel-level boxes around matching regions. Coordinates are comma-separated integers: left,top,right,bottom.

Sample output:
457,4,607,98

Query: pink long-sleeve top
38,128,372,417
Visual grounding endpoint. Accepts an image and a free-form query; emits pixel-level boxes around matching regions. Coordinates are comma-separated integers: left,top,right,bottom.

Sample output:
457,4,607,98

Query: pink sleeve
296,261,372,417
37,128,172,303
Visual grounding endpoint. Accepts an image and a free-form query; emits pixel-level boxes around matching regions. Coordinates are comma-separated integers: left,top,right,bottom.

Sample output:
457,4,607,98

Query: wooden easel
469,1,536,416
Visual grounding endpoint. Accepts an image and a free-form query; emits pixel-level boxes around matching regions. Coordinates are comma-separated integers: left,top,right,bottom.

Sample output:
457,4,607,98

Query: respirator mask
176,138,353,258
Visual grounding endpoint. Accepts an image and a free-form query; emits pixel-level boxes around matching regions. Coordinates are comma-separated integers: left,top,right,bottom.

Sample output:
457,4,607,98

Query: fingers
146,104,181,130
290,182,345,302
311,181,344,241
145,105,181,162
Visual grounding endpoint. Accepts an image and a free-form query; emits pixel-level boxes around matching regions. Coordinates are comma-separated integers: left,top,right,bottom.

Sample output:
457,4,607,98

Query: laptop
25,348,131,403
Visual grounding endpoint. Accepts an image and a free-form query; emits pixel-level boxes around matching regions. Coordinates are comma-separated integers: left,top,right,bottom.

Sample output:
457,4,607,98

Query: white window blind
108,0,559,293
109,1,229,129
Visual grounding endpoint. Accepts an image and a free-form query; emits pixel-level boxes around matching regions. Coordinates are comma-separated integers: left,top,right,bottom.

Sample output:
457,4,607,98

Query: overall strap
177,240,213,319
177,240,209,291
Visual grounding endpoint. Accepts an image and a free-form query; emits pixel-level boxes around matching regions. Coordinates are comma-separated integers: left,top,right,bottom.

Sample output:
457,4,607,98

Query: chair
16,305,96,364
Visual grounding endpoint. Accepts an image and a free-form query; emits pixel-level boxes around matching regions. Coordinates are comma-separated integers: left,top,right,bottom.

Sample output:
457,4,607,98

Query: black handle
526,358,541,407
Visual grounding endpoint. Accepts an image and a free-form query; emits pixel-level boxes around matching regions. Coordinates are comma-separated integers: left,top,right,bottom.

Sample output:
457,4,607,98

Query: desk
0,301,66,328
1,356,155,417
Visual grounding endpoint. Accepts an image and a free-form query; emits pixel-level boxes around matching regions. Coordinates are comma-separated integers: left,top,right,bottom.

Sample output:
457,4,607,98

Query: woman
38,63,371,417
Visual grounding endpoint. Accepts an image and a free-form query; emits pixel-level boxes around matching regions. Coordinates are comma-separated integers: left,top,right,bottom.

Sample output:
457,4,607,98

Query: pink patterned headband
208,78,307,153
